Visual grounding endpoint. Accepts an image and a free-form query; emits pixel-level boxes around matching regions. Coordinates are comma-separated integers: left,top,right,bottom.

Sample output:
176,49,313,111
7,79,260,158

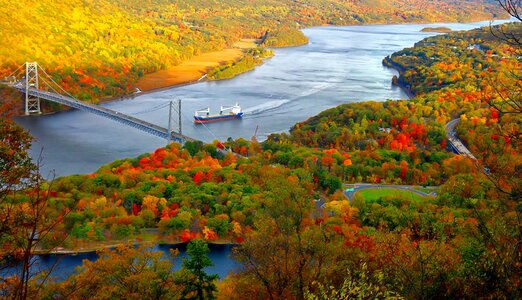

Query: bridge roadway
12,83,195,144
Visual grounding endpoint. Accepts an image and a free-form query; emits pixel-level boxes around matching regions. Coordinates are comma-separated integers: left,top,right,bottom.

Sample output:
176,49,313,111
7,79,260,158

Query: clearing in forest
356,188,426,202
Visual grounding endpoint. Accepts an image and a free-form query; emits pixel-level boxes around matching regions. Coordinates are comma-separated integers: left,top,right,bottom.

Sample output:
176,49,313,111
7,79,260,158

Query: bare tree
489,1,522,115
489,0,522,113
1,115,70,299
498,0,522,21
491,1,522,47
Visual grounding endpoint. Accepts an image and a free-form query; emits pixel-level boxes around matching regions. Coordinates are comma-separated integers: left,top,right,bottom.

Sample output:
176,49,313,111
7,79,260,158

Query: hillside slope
0,0,507,102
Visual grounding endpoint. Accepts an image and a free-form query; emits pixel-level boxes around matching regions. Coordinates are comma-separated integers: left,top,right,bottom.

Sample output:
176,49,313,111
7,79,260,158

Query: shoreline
35,238,236,255
22,17,508,257
5,16,508,117
102,74,211,104
134,48,244,93
30,17,507,112
98,50,277,104
104,17,507,103
382,56,415,99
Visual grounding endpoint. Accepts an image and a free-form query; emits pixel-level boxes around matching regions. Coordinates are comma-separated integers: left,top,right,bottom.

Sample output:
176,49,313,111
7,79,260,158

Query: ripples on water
16,20,502,177
11,19,510,280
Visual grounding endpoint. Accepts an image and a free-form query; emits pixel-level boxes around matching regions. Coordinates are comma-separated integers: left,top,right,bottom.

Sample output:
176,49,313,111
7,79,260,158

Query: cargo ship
194,103,243,123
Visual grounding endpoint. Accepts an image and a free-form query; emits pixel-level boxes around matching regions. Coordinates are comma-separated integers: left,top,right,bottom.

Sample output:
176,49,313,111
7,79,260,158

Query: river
2,243,239,282
15,20,506,178
12,20,505,280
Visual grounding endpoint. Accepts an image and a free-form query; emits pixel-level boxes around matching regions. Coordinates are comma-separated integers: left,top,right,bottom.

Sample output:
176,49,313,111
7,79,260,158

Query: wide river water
15,20,503,178
12,20,505,279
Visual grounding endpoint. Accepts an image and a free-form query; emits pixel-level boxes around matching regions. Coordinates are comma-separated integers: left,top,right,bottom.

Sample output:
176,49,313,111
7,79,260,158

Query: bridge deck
12,83,194,144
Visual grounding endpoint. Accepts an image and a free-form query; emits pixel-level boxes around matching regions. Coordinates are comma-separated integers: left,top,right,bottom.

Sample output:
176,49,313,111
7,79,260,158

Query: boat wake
244,82,334,116
243,99,289,115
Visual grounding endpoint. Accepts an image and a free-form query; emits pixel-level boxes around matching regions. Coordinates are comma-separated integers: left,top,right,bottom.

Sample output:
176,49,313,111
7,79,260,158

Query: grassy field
355,188,425,202
136,48,244,91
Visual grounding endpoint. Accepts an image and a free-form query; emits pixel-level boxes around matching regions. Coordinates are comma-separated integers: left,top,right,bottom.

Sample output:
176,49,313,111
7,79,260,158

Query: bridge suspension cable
5,63,25,80
37,63,77,99
37,75,64,98
6,62,244,155
130,102,170,115
7,61,196,145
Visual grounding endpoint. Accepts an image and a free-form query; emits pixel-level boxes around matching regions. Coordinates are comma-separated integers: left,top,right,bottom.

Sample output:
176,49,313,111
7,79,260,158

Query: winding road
445,118,477,160
342,118,482,202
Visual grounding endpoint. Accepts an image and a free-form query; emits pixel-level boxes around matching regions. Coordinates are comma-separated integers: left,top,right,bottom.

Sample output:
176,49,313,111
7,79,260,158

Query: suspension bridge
2,62,195,144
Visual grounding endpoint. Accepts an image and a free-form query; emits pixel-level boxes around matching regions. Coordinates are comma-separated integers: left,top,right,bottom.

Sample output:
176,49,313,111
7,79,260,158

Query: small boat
194,103,243,123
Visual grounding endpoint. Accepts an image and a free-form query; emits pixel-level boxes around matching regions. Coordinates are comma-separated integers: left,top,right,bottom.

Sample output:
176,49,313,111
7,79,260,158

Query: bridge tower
24,62,41,115
168,100,183,144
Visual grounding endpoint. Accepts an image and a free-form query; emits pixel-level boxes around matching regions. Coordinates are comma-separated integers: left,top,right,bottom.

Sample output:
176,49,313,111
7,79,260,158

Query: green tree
178,239,219,300
184,141,204,157
231,171,336,300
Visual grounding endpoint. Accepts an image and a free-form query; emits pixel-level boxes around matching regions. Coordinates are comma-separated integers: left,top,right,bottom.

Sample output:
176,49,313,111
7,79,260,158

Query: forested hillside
286,22,520,196
1,20,520,299
1,2,520,299
0,0,506,102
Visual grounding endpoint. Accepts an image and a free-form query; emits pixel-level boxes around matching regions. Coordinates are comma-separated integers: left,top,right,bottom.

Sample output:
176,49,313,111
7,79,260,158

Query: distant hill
0,0,507,101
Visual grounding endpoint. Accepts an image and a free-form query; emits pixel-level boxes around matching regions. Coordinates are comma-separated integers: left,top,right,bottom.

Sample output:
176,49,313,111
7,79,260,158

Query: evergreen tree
179,239,219,300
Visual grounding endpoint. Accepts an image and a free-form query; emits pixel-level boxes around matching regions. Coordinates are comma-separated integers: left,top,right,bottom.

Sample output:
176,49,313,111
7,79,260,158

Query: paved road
343,183,438,201
445,118,477,160
340,119,482,202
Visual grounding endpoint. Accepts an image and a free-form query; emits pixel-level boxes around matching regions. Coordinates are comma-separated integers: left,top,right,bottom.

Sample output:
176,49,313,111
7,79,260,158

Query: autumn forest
1,0,521,299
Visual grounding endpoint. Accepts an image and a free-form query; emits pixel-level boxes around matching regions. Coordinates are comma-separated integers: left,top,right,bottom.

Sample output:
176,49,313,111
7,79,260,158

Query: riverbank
34,240,235,255
45,19,506,109
421,26,453,33
105,18,508,102
133,39,275,94
382,56,415,99
34,232,236,255
16,21,503,177
135,48,244,92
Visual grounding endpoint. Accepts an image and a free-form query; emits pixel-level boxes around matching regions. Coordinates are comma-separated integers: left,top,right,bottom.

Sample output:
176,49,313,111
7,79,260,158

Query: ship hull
194,112,243,124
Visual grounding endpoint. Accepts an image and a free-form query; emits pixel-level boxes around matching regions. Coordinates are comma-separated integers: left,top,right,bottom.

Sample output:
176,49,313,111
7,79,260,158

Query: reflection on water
1,243,239,282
